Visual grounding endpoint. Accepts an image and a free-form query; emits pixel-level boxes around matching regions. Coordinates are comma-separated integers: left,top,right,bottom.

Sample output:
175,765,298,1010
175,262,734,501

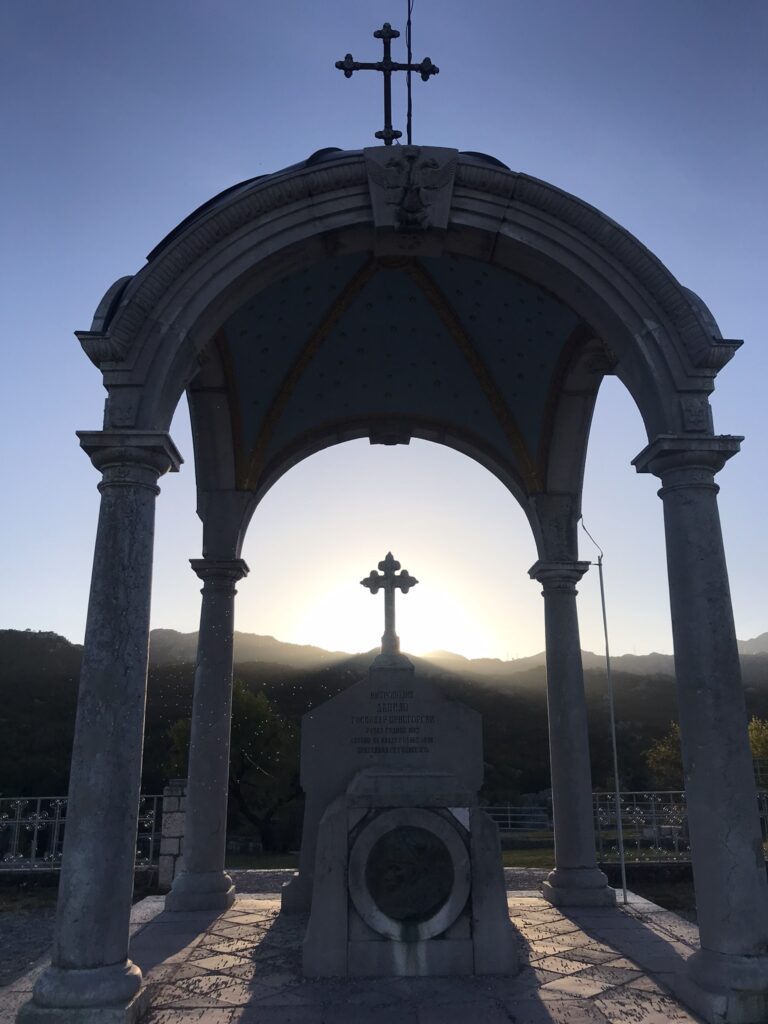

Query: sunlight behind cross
361,552,418,655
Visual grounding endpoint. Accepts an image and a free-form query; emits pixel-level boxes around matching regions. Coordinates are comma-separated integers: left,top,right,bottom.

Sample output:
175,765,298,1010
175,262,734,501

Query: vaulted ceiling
213,251,587,498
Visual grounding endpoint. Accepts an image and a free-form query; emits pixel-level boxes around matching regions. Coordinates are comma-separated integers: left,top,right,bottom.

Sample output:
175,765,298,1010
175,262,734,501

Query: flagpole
581,518,628,905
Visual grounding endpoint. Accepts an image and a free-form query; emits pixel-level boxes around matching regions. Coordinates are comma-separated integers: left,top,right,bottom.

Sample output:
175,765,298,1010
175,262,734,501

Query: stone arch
78,148,738,569
82,148,734,460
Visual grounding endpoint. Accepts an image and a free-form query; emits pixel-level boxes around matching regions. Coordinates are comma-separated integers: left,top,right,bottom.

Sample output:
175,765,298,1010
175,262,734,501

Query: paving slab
2,879,707,1024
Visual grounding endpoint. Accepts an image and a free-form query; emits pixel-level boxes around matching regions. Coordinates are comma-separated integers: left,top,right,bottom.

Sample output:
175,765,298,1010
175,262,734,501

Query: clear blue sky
1,1,766,659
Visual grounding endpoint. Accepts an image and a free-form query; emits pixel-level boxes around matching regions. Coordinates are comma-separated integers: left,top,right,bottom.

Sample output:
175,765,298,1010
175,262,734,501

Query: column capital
529,560,590,591
632,434,742,480
77,430,183,487
190,558,249,586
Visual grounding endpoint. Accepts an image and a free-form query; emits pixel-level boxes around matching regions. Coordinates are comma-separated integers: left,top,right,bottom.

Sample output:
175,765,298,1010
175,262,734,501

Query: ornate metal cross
361,552,418,655
335,23,439,145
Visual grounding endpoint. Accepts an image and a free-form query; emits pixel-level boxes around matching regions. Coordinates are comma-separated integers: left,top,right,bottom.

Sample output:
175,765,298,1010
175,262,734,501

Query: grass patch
502,848,554,869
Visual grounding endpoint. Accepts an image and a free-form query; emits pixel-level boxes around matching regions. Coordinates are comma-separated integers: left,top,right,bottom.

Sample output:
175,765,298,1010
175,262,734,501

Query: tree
748,717,768,760
644,722,683,789
644,717,768,790
166,680,301,851
227,682,301,851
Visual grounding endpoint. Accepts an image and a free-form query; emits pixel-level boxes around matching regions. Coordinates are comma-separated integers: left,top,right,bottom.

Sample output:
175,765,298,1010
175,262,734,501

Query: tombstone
285,554,517,977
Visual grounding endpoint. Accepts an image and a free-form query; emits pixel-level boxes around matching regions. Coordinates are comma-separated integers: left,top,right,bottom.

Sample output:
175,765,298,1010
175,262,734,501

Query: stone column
165,558,249,912
22,431,181,1023
529,560,614,906
635,436,768,1012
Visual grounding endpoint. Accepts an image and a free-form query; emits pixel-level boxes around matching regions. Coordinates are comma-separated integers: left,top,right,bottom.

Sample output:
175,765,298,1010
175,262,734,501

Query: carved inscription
350,688,436,756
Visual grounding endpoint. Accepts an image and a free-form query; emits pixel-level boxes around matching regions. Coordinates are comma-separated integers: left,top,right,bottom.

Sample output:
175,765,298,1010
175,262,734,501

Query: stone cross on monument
361,552,418,655
335,22,439,145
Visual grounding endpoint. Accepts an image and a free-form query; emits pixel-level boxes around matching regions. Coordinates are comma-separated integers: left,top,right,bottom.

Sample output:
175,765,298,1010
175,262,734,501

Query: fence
484,806,551,832
488,789,768,861
593,791,690,862
4,790,768,870
0,795,163,871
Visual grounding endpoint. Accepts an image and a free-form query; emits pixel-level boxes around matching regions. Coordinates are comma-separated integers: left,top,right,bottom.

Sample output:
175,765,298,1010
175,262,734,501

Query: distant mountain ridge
739,633,768,656
148,628,348,670
2,627,768,797
146,628,768,677
3,627,768,678
422,647,682,678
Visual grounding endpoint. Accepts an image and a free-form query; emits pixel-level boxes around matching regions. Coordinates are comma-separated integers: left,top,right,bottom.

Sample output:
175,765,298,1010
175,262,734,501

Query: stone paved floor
3,888,705,1023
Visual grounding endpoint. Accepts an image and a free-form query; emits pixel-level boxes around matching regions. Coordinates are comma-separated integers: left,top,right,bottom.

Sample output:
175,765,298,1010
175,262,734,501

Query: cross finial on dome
335,22,439,146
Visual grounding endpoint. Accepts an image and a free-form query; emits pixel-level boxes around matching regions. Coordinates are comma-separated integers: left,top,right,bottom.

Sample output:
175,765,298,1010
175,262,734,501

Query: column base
670,948,768,1024
541,867,616,907
164,870,235,912
18,963,148,1024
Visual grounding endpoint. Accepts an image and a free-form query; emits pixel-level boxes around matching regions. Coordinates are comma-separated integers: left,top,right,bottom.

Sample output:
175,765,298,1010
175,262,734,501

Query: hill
739,632,768,656
149,629,349,670
2,628,768,800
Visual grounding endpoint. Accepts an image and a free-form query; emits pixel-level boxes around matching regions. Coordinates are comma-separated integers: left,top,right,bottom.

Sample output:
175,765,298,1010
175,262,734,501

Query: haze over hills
147,628,768,677
148,628,347,671
5,627,768,678
738,633,768,656
2,627,768,799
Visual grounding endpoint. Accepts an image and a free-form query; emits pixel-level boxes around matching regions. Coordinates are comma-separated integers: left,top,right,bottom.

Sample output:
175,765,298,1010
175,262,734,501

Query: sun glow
288,577,499,661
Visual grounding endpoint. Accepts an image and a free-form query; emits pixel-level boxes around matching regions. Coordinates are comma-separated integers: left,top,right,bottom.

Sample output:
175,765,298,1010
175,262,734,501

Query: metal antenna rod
406,0,414,144
581,516,628,905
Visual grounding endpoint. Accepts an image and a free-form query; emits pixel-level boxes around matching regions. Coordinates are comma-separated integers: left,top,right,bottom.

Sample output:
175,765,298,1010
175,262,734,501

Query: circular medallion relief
365,825,454,923
348,807,470,941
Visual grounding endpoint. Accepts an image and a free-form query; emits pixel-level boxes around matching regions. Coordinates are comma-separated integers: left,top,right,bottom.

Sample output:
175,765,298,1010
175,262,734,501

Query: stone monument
289,554,516,977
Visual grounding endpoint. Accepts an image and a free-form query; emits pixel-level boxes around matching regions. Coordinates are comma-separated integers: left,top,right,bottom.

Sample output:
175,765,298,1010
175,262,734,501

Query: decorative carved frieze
365,145,457,254
679,395,713,433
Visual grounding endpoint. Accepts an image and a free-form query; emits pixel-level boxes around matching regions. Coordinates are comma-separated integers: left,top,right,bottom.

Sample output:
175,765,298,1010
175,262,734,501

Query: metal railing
484,805,551,832
487,789,768,862
594,790,690,862
0,795,162,871
5,789,768,870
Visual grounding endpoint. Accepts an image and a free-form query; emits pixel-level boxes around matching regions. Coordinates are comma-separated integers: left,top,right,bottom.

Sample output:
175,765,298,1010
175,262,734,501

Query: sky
1,1,766,661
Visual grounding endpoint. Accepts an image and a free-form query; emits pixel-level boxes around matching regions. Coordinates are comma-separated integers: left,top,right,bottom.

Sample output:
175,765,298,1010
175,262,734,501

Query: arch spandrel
75,146,741,548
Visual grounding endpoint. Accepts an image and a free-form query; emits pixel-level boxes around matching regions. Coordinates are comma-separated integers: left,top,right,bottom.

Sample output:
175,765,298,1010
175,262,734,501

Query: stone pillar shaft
165,558,248,912
529,560,613,906
28,432,180,1016
636,437,768,994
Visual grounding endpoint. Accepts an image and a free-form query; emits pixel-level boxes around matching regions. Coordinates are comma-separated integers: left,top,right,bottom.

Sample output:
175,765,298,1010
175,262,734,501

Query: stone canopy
78,144,738,560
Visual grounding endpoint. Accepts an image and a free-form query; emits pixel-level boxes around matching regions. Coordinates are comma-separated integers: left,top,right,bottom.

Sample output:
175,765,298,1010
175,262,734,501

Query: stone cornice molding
529,560,590,593
77,430,183,488
189,558,249,588
456,164,741,375
76,330,131,368
87,154,370,368
632,434,742,485
82,150,732,387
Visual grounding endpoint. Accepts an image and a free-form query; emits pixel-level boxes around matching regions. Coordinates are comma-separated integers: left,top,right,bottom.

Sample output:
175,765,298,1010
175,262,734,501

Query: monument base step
672,972,768,1024
16,986,150,1024
280,872,310,913
347,937,475,976
164,884,235,913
